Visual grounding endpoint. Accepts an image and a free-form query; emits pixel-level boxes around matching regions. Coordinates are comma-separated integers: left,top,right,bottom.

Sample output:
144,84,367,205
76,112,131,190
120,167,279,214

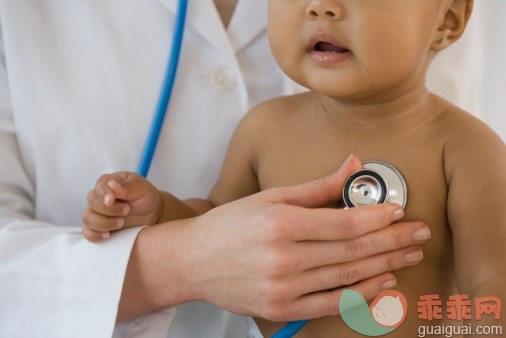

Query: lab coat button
208,66,236,91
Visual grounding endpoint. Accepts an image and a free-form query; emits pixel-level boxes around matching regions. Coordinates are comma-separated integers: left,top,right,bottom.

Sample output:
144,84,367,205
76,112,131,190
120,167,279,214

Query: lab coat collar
228,0,268,53
156,0,267,53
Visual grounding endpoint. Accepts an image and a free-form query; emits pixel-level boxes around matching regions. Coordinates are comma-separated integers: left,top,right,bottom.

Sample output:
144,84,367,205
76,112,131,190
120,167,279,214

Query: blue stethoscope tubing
137,0,188,177
271,319,309,338
137,0,308,336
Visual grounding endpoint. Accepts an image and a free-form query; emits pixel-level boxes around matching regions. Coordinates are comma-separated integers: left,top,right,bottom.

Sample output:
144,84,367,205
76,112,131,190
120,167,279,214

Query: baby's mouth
307,34,352,64
314,41,350,54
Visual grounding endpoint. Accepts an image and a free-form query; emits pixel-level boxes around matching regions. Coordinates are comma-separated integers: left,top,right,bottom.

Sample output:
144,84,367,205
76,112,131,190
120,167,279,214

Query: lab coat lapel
228,0,268,53
156,0,235,57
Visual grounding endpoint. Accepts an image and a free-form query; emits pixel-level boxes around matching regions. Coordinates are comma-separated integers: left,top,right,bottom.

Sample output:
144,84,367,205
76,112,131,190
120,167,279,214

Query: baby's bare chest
255,142,458,337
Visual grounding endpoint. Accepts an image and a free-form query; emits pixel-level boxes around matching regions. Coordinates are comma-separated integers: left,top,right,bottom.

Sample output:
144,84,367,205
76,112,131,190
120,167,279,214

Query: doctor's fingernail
380,279,397,291
102,232,111,239
404,249,424,265
342,154,354,167
116,219,124,229
412,226,431,242
392,208,405,222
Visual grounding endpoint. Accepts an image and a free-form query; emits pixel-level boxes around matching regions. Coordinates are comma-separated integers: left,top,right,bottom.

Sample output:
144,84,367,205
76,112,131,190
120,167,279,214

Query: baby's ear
431,0,473,51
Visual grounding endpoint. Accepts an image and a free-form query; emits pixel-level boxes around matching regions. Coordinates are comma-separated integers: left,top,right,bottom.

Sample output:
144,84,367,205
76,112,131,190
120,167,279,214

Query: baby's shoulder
230,93,311,148
431,95,502,148
243,92,312,125
430,95,506,177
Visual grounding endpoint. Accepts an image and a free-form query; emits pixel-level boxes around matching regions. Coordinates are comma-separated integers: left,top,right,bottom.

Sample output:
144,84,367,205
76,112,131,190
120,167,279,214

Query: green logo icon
339,289,408,336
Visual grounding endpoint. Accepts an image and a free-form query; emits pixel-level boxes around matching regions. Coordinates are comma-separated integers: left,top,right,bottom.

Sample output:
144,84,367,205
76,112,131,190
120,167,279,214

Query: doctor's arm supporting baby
0,2,433,335
84,0,506,337
83,155,428,323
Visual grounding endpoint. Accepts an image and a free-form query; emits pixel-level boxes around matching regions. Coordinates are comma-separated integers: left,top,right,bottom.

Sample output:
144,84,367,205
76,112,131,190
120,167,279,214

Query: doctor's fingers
257,273,395,322
268,155,362,208
294,221,430,270
286,203,405,242
291,245,422,297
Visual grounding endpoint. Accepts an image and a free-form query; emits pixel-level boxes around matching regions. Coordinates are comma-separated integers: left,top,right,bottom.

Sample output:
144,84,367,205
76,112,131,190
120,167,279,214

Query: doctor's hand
82,172,165,241
118,156,431,322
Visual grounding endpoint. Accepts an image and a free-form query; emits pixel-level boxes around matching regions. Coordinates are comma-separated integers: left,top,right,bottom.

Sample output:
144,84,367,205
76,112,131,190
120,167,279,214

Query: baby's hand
82,172,163,242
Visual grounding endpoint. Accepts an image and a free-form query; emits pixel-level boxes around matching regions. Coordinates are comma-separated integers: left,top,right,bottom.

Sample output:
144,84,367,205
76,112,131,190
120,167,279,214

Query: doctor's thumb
270,154,362,208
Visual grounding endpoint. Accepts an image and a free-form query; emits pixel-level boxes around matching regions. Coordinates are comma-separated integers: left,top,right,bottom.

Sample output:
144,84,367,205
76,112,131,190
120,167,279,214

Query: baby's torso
252,93,462,337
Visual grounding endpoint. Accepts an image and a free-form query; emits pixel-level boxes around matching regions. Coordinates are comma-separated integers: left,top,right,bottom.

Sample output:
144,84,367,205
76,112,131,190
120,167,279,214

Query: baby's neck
314,85,433,127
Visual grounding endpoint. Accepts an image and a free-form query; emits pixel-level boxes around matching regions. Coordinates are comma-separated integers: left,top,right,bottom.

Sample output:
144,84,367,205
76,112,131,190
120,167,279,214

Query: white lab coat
0,1,502,338
0,1,285,337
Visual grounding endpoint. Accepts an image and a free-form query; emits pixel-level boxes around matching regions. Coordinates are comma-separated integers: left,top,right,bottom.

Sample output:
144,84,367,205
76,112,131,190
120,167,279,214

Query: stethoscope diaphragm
343,160,407,208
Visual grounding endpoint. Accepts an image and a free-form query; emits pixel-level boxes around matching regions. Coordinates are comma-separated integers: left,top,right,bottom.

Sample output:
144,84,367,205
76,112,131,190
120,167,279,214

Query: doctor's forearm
117,222,194,322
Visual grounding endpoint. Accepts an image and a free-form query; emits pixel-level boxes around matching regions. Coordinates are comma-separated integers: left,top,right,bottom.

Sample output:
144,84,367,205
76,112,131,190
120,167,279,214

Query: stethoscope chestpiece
343,160,407,208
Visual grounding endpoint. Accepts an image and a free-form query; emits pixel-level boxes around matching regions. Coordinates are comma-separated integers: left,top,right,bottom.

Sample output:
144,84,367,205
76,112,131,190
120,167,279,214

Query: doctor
0,1,499,337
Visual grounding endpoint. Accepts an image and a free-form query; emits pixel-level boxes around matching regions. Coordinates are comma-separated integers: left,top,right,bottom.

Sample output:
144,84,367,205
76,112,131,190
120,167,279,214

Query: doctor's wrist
118,219,196,321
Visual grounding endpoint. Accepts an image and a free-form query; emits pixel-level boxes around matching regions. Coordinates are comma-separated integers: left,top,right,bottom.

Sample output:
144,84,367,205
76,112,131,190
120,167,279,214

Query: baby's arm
82,102,272,242
446,122,506,333
82,172,213,242
82,102,270,242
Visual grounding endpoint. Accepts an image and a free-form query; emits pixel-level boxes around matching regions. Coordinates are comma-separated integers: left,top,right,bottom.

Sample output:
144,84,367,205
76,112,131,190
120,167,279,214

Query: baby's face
267,0,450,101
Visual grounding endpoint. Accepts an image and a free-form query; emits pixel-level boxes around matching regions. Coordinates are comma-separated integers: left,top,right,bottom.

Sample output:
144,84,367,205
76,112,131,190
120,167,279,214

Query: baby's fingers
82,225,111,242
81,208,125,242
106,173,155,202
81,207,125,233
93,172,137,205
86,189,130,217
93,173,126,206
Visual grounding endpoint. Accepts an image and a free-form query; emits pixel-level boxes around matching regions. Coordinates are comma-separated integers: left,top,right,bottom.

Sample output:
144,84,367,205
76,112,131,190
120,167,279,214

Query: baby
83,0,506,337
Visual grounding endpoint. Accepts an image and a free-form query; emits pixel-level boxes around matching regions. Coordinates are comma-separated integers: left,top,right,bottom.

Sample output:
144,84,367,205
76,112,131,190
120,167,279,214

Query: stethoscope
137,0,188,177
136,1,407,337
270,162,407,338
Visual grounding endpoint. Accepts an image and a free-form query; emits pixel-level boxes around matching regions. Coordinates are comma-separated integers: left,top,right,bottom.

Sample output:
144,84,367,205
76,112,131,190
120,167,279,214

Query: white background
479,0,506,141
430,1,506,141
